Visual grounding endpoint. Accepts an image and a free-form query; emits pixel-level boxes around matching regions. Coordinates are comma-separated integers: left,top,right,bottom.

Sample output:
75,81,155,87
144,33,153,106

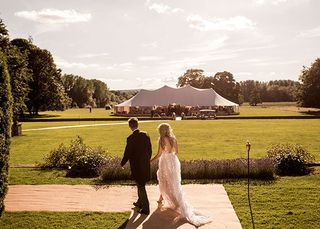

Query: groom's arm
121,138,131,166
147,135,152,159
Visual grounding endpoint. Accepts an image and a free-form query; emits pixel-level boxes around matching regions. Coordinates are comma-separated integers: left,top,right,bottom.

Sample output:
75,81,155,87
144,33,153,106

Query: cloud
55,56,137,77
141,41,159,48
76,53,109,58
55,58,100,69
187,15,255,31
238,57,298,66
107,79,125,83
174,36,229,54
147,2,183,14
162,76,177,84
14,9,91,24
255,0,288,4
234,72,254,77
54,56,115,71
138,56,163,61
163,53,237,72
254,0,310,5
119,62,134,67
298,26,320,38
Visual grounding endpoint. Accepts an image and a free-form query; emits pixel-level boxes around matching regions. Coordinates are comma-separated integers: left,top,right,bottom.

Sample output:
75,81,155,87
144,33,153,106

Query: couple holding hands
121,118,211,227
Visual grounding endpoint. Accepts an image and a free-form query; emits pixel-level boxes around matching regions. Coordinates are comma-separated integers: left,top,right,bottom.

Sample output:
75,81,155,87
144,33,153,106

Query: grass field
21,120,127,130
11,119,320,165
9,168,99,185
238,105,305,116
0,211,130,228
23,102,319,120
25,108,114,119
225,170,320,229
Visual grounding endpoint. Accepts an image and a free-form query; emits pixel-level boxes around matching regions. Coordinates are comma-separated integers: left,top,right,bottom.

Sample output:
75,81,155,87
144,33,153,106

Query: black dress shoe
137,209,150,215
133,202,142,208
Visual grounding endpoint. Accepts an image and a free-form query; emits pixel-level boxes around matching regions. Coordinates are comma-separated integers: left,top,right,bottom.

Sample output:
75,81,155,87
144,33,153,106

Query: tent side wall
114,106,130,114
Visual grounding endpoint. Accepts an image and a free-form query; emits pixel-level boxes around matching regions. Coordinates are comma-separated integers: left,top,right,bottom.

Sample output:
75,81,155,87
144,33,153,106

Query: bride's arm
150,141,162,162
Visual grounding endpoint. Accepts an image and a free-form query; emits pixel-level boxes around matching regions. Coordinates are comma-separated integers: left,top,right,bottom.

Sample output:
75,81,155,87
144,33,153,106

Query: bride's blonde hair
157,123,176,149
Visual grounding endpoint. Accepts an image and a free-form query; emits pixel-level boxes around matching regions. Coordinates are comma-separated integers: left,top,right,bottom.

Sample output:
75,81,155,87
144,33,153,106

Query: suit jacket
121,129,152,184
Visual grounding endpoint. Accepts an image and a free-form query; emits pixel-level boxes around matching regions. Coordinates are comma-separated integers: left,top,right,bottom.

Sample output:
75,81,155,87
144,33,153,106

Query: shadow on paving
119,207,188,229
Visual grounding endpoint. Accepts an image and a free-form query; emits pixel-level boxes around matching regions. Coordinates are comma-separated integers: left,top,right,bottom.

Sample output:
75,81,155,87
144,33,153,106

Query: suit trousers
137,183,149,212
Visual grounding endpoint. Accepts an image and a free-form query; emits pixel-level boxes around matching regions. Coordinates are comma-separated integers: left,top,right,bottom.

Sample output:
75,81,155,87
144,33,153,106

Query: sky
1,0,320,90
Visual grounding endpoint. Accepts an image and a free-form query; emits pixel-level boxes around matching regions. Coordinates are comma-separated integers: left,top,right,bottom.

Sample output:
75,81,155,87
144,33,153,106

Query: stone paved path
5,184,242,228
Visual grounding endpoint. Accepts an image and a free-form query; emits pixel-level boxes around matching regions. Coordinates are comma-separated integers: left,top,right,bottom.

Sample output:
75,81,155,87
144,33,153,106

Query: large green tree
0,50,13,216
239,80,297,103
297,58,320,108
0,19,9,52
176,69,205,88
249,87,262,106
6,45,31,121
62,74,93,108
1,18,31,122
212,71,240,103
62,74,112,108
177,69,240,103
11,38,70,114
91,79,110,108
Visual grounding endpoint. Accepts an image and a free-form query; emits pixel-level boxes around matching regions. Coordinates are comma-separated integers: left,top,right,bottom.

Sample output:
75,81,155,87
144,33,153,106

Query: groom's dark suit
121,129,152,213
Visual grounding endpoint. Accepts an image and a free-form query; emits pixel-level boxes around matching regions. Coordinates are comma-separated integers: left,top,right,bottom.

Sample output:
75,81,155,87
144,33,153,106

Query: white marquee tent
115,85,239,114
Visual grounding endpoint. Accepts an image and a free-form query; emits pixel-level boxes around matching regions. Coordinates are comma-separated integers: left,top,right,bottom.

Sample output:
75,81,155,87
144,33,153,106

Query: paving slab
5,184,241,228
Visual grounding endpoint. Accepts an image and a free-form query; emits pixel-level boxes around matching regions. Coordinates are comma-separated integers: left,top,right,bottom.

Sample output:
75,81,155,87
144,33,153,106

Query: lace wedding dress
157,147,211,227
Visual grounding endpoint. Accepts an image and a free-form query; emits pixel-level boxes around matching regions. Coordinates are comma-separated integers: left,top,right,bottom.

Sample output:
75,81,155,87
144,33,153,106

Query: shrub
98,157,132,180
267,144,315,176
0,51,13,216
41,136,107,177
99,157,275,181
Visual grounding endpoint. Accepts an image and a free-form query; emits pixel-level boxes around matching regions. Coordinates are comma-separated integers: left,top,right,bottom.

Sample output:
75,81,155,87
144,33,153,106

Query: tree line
176,66,320,107
61,74,137,108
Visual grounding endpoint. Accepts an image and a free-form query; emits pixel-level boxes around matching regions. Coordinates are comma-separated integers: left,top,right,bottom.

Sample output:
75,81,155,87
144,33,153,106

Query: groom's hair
128,117,138,129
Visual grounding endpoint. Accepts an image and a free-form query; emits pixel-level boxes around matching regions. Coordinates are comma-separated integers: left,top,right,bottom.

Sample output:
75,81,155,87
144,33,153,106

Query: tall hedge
0,50,13,216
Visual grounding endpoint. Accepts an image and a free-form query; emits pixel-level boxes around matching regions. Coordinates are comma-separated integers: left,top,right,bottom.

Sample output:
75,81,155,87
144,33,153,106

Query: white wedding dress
157,143,211,227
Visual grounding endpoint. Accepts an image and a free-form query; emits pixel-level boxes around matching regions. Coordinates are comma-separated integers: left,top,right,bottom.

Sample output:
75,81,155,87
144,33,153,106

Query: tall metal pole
246,141,255,229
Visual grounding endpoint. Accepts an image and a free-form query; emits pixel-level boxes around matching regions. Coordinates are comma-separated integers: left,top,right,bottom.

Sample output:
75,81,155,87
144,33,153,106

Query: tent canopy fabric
115,85,238,107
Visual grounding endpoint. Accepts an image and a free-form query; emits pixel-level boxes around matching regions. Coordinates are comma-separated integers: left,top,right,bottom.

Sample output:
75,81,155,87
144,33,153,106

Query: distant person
121,118,152,215
172,112,176,120
181,112,185,120
89,106,92,113
150,123,211,227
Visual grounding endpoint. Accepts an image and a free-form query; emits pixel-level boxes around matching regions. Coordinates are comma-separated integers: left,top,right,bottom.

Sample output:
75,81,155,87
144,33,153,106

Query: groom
121,117,152,215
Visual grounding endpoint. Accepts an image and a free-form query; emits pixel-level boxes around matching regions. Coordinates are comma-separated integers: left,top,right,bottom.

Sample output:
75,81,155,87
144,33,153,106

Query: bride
150,123,211,227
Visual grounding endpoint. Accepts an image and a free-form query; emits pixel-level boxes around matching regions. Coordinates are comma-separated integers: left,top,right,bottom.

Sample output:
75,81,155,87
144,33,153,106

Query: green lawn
21,120,127,130
11,119,320,165
26,108,114,119
238,105,305,116
23,102,318,120
225,170,320,229
0,211,130,229
9,168,99,185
